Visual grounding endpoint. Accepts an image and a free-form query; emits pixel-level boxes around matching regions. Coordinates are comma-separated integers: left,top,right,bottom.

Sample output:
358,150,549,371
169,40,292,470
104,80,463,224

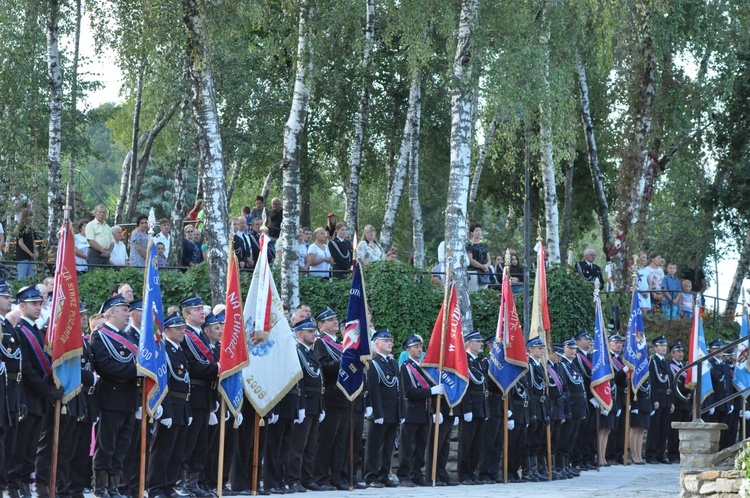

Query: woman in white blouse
356,224,384,265
306,227,333,279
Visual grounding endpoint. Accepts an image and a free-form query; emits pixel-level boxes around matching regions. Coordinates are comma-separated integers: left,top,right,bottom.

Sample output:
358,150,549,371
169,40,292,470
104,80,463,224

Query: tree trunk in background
560,147,575,265
116,134,146,223
280,0,314,310
226,160,241,205
184,0,230,302
122,63,145,224
380,68,420,252
445,0,478,331
576,61,610,253
724,228,750,316
124,101,179,222
168,98,192,267
538,8,560,263
68,0,81,216
300,130,311,228
611,2,657,290
468,114,498,215
407,70,424,267
345,0,375,239
46,0,63,244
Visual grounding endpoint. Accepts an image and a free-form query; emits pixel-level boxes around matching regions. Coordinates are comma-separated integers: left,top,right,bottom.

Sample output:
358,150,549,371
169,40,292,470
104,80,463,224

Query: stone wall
673,421,744,498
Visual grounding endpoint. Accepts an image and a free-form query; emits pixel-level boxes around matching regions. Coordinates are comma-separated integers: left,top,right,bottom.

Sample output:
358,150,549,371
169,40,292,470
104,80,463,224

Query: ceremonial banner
138,241,169,416
623,289,649,392
591,293,614,411
337,263,372,400
422,283,469,407
48,221,83,403
242,233,302,416
734,302,750,394
529,241,551,364
686,301,713,402
487,266,529,394
219,249,250,416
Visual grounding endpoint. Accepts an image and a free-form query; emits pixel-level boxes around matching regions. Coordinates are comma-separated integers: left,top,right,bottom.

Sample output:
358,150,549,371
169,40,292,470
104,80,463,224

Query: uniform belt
468,389,487,397
656,388,672,394
304,387,322,393
191,379,217,388
512,399,529,408
571,392,586,397
87,386,96,395
8,371,21,382
109,378,136,385
170,391,190,401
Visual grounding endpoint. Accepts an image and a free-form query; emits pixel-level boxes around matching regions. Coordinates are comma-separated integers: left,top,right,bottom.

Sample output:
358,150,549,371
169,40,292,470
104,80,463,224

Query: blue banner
138,241,169,416
735,308,750,395
337,263,372,401
487,341,527,396
591,295,614,410
623,289,649,392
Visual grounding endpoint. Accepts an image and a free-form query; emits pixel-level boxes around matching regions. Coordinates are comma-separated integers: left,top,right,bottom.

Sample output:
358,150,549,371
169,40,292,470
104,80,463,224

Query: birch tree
46,0,63,243
468,114,498,214
407,70,424,267
445,0,479,329
345,0,375,239
183,0,229,302
279,0,314,310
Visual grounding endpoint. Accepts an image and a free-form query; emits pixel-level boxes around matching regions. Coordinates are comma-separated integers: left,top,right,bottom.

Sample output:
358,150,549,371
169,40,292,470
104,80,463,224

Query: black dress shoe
657,458,671,464
383,481,398,488
400,481,415,488
288,483,307,493
367,482,384,489
270,487,287,495
433,482,446,487
444,481,459,486
257,490,271,496
318,485,336,492
302,484,321,492
460,480,476,486
335,484,349,491
354,482,367,490
634,461,646,465
413,480,431,487
645,458,658,464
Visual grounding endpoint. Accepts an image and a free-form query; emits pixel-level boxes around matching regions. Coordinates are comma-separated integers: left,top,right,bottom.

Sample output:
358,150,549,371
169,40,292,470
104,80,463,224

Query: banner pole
139,388,148,497
217,399,227,498
349,401,354,490
503,395,509,484
252,411,260,495
49,400,61,498
623,385,631,466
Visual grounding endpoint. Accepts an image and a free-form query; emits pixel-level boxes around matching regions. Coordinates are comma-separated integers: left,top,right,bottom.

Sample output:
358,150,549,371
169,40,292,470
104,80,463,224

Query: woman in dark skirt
628,380,653,464
597,379,618,466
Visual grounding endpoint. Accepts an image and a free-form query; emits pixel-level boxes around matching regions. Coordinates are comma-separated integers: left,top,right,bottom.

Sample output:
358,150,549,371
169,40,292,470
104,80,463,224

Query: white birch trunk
280,0,314,310
169,98,192,267
407,70,424,268
468,114,498,210
560,146,575,265
226,160,241,204
46,0,63,244
724,229,750,316
538,12,560,264
261,165,275,201
123,64,144,224
576,61,611,250
184,0,229,302
380,69,419,251
446,0,478,330
345,0,375,239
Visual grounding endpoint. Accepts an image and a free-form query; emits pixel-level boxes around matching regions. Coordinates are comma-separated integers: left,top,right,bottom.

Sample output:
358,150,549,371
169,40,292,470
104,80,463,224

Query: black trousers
558,418,581,459
457,417,484,481
35,412,82,494
313,406,349,487
396,422,429,482
263,418,293,489
1,411,19,489
721,406,740,450
478,414,503,480
364,421,398,484
645,405,670,459
528,420,547,459
121,413,142,494
93,409,135,475
229,403,264,492
8,411,45,489
286,415,319,486
607,411,626,462
573,410,595,464
425,418,452,483
206,417,234,487
70,421,94,495
549,419,562,458
183,408,210,474
507,422,527,477
341,409,364,484
668,408,691,460
147,421,189,495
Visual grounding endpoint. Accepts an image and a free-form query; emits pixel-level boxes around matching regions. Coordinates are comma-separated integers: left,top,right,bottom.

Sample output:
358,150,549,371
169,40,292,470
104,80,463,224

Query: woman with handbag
466,223,493,291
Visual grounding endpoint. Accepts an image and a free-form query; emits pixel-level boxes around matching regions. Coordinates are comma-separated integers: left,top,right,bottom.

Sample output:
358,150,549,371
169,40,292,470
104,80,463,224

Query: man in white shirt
298,227,312,275
108,226,128,267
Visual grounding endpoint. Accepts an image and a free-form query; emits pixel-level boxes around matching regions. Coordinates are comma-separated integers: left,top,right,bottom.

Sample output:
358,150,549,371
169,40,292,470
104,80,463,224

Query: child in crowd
680,279,694,318
661,262,682,318
156,242,168,268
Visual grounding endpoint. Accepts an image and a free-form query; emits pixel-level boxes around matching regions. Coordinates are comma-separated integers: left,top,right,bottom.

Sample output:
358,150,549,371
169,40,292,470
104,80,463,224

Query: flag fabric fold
734,303,750,394
529,241,550,364
219,248,250,417
138,240,169,417
623,289,649,392
241,232,302,416
337,263,372,400
48,221,83,403
422,283,469,408
686,300,713,403
590,292,614,411
487,266,529,395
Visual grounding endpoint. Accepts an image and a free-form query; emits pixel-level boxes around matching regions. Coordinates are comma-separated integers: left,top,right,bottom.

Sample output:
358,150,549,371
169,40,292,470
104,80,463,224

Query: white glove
213,401,220,413
464,412,473,423
209,413,218,426
294,409,305,424
744,411,750,420
319,411,326,423
400,418,405,424
623,365,630,373
453,417,459,426
364,406,373,418
269,413,279,425
135,407,143,420
160,417,173,428
508,419,515,430
225,411,231,421
432,413,444,424
650,410,655,416
236,413,244,427
617,409,622,417
188,416,193,426
589,398,600,408
508,410,513,418
631,409,639,414
374,418,384,425
602,409,609,416
709,408,715,415
729,405,734,414
430,385,445,395
154,405,164,420
92,372,99,384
